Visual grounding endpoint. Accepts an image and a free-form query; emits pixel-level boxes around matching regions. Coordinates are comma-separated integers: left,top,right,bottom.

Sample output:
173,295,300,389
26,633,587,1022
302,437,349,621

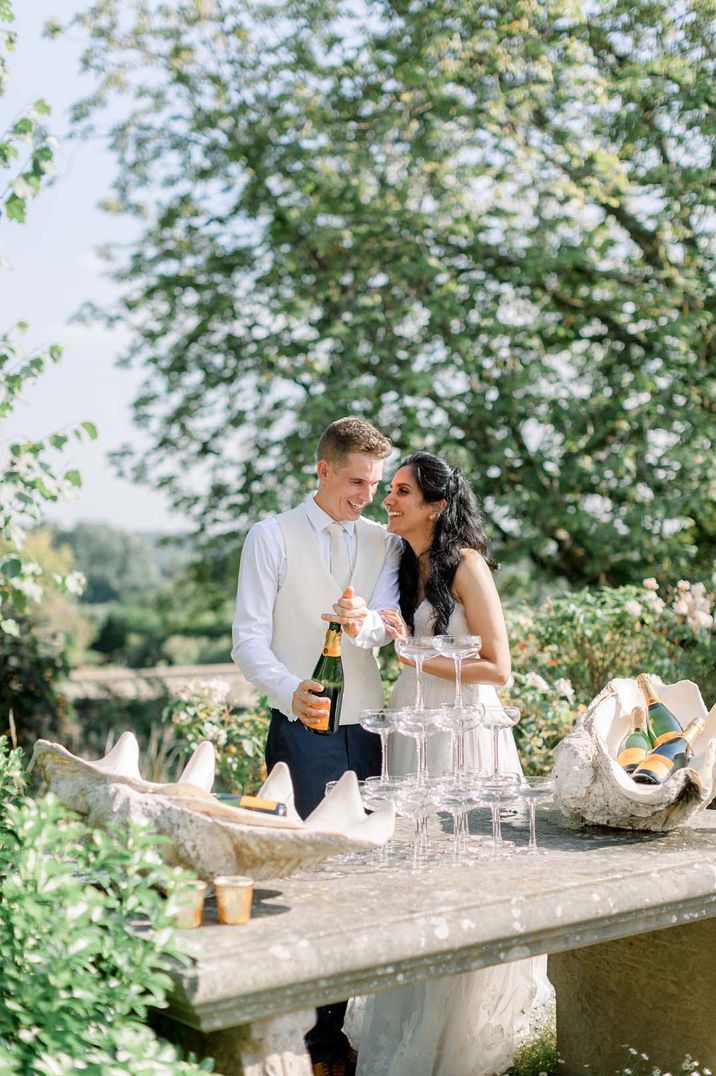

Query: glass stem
412,818,421,868
528,801,538,854
457,729,466,777
454,656,463,707
417,734,427,784
450,811,460,861
491,802,502,852
492,727,500,780
380,731,389,781
414,655,424,710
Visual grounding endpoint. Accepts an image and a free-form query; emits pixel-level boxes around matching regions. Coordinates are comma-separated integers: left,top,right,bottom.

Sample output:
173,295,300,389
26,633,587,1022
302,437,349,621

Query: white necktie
328,522,351,590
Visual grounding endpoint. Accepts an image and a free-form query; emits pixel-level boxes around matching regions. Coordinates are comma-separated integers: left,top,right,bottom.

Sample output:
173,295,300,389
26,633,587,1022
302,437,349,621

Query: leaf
4,193,25,223
80,421,98,440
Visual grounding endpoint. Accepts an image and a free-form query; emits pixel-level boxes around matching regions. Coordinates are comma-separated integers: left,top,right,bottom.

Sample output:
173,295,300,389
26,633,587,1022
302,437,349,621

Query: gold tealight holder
172,879,208,929
214,875,254,925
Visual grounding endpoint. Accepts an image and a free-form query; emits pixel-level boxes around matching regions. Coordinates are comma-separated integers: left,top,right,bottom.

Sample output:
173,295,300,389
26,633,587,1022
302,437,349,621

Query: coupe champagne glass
480,705,521,784
359,708,403,784
392,708,444,784
395,636,438,710
433,635,481,707
429,776,475,863
393,779,435,869
515,777,554,855
476,778,521,858
434,705,485,778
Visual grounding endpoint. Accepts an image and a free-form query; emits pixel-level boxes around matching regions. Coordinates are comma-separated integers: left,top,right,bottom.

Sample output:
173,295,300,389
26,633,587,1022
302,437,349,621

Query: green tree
56,522,163,604
1,1,97,639
64,0,714,586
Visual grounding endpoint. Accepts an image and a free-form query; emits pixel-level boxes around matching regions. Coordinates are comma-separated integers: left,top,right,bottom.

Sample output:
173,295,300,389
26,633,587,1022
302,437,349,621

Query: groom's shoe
312,1062,346,1076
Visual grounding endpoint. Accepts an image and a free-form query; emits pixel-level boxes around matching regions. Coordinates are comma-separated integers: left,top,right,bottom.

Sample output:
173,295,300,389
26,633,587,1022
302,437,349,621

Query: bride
350,452,549,1076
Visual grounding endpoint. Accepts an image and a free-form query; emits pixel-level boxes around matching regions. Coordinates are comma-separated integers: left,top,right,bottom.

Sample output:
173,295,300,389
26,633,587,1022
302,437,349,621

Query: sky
1,1,183,534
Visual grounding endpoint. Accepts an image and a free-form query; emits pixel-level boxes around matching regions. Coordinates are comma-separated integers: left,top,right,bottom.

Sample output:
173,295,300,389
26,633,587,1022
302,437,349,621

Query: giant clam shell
30,734,395,879
553,677,716,832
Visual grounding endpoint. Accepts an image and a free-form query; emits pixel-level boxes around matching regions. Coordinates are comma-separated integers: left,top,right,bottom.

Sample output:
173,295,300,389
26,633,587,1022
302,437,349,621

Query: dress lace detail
347,600,553,1076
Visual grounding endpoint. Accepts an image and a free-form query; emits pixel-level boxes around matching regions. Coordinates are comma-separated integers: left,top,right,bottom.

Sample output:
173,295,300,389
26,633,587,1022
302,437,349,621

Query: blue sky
1,1,183,533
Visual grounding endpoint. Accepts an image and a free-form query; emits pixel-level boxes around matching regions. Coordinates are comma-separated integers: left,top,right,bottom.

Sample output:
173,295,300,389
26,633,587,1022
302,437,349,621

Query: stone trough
30,732,395,880
554,676,716,831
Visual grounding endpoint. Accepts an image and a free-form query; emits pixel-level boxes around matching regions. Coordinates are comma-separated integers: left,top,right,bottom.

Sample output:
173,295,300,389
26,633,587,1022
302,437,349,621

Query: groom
232,416,400,1076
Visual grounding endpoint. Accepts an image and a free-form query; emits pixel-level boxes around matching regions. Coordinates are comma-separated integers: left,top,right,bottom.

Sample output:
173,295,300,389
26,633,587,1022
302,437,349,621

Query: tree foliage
1,1,96,638
65,0,715,586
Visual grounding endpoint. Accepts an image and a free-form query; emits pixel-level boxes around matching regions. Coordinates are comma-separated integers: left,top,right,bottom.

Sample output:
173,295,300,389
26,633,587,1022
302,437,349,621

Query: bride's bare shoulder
457,548,491,573
453,549,493,600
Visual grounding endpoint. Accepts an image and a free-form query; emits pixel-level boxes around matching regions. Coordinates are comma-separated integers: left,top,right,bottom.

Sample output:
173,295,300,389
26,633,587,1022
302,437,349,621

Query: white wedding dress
349,600,552,1076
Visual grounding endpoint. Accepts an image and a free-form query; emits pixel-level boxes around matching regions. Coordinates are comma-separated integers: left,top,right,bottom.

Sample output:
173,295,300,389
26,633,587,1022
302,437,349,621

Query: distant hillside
53,522,193,604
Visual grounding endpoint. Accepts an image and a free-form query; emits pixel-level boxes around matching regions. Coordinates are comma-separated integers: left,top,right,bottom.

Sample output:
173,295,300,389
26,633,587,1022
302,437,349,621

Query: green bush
0,739,213,1074
505,576,716,776
0,616,74,747
162,679,268,794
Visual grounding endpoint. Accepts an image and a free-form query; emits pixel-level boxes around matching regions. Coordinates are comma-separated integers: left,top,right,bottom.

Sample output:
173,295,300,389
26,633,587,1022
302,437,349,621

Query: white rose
693,611,714,631
524,672,550,692
624,600,643,618
677,580,691,592
642,578,659,591
65,570,86,596
554,678,575,699
673,599,689,616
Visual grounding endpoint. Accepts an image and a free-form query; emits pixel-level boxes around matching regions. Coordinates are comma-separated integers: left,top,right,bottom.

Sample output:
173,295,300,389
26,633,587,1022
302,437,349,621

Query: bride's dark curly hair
397,452,497,636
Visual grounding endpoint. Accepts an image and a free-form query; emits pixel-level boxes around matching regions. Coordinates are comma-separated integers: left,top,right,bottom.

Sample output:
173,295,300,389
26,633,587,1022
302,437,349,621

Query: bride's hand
379,608,408,640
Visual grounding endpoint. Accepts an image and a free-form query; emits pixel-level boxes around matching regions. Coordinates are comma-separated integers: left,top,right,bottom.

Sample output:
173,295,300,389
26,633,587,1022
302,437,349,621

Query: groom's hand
293,680,331,728
321,586,368,638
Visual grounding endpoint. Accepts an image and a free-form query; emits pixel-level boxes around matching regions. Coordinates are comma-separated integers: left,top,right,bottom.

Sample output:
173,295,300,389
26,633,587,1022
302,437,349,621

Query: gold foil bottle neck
636,673,659,704
628,705,648,731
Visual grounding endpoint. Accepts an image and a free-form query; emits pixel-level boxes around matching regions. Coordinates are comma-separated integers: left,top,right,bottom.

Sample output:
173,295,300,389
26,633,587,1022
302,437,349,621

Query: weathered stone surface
554,676,716,831
31,737,395,880
167,808,716,1030
153,1009,314,1075
550,917,716,1074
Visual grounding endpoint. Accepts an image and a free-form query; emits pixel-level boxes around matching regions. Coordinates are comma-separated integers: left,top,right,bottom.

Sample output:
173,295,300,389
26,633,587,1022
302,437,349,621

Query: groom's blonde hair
317,417,391,467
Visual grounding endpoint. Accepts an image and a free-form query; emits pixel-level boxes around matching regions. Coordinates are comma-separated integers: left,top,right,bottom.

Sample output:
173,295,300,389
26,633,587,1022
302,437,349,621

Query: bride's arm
419,550,511,687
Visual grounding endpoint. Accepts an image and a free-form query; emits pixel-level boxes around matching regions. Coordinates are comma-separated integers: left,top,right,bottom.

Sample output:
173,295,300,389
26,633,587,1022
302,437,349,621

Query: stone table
163,806,716,1075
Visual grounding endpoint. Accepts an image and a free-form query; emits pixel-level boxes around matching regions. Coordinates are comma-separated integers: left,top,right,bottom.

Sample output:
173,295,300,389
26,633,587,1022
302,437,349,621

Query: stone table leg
549,917,716,1075
237,1008,315,1076
153,1007,315,1075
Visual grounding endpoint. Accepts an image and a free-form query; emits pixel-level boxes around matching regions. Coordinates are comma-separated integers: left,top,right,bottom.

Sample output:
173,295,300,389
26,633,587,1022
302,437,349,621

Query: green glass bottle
307,621,344,736
631,716,706,785
616,706,652,774
636,673,683,744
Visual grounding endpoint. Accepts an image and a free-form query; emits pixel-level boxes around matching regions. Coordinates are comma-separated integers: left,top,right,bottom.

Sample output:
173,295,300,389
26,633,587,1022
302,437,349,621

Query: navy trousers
265,708,381,819
266,709,381,1063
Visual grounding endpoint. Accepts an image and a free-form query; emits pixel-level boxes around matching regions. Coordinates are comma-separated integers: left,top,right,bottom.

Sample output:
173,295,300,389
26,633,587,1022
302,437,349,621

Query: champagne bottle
216,794,288,817
636,673,683,744
306,621,344,736
631,716,706,785
616,706,652,774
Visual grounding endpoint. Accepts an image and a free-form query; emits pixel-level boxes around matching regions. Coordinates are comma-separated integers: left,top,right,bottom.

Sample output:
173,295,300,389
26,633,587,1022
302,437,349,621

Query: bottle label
617,747,647,769
323,630,341,657
636,754,674,780
313,709,331,731
652,730,683,750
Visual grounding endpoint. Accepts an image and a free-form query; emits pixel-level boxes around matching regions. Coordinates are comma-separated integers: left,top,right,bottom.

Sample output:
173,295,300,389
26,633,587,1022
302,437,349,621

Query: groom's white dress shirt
232,494,401,720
